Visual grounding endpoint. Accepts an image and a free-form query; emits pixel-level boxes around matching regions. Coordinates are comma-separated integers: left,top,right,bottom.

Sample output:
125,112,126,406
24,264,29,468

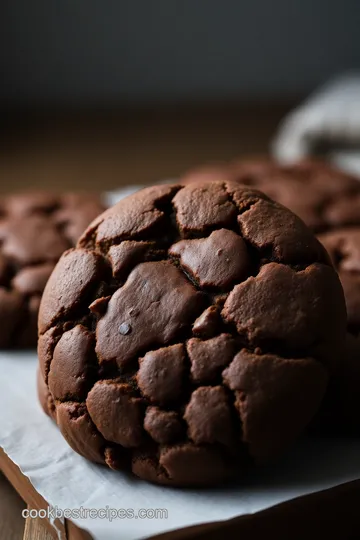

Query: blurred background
1,0,360,192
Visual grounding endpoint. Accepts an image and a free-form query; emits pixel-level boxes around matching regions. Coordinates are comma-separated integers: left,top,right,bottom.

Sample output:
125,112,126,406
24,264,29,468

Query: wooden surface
0,101,293,192
0,448,92,539
23,512,56,540
0,473,26,540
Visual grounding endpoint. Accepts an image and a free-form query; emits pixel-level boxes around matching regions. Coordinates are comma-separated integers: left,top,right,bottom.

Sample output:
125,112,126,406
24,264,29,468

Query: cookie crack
224,183,261,216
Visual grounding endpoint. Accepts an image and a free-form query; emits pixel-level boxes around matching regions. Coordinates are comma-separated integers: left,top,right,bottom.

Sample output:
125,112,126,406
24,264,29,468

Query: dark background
1,1,360,104
0,1,359,191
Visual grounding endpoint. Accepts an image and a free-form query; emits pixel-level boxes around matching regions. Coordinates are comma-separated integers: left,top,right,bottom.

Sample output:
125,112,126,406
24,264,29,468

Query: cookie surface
38,182,346,486
183,159,360,233
0,192,105,348
183,160,360,436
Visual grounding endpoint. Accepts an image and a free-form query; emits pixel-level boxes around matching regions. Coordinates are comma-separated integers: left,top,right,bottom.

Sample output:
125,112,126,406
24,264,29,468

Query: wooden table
0,101,293,192
0,449,91,540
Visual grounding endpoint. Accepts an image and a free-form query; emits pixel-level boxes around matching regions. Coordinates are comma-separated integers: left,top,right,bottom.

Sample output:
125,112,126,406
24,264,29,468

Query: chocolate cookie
319,228,360,334
37,182,346,486
235,160,360,436
183,160,360,435
0,192,105,348
182,159,360,233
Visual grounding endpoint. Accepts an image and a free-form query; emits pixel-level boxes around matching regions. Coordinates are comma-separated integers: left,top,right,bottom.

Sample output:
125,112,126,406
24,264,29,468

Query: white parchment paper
1,187,360,540
1,353,360,540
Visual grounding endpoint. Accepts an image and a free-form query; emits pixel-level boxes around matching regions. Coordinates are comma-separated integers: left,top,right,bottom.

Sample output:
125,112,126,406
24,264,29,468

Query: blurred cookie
182,159,360,232
0,192,105,348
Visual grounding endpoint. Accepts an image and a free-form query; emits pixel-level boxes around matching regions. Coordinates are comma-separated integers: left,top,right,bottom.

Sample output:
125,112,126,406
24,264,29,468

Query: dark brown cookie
38,181,346,486
183,160,360,437
182,159,360,233
223,349,328,459
0,192,105,348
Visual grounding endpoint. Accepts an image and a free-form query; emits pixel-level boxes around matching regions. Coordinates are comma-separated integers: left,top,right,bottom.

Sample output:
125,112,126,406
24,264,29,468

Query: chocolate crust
38,181,347,486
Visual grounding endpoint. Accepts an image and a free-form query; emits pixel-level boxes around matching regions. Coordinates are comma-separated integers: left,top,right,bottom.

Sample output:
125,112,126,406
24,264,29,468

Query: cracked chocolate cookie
0,192,105,348
37,181,346,486
183,159,360,233
184,160,360,435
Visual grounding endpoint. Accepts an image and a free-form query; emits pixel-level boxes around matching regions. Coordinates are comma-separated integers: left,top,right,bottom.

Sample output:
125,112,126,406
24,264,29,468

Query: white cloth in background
105,186,143,206
272,73,360,175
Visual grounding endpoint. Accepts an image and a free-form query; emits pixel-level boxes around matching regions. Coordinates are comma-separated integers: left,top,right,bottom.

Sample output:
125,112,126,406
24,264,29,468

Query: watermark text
22,506,168,522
